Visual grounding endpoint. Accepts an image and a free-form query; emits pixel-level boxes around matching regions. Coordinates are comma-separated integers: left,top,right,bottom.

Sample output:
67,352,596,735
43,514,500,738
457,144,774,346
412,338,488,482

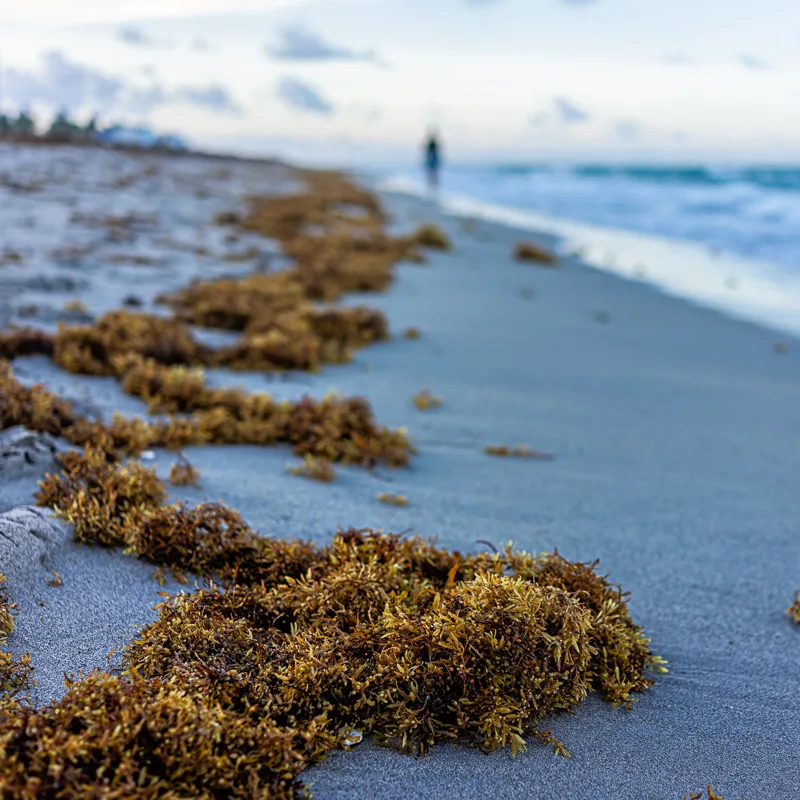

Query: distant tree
83,115,99,141
0,115,10,136
47,109,84,142
13,110,35,135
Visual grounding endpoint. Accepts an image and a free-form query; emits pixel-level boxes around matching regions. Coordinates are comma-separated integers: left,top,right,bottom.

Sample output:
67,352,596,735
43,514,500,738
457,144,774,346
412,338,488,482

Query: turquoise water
387,164,800,274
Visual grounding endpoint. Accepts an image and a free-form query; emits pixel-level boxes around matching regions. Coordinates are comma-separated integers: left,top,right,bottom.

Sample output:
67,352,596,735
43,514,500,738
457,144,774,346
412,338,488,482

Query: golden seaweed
484,444,554,460
413,389,443,410
377,492,409,506
788,592,800,624
287,455,337,483
514,242,558,266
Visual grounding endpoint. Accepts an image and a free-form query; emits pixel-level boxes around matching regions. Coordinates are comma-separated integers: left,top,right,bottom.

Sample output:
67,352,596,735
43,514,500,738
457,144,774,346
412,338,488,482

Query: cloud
173,85,242,114
554,96,590,124
614,120,641,141
117,26,159,47
276,76,334,115
739,54,769,70
3,0,367,25
347,103,382,121
4,51,243,117
529,96,590,128
663,52,693,65
673,130,688,142
267,25,386,67
467,0,598,4
124,84,168,115
529,112,549,128
192,39,212,52
5,51,123,111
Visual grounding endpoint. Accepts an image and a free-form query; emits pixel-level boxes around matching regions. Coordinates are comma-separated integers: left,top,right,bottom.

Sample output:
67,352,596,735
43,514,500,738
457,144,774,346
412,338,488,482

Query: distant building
97,124,188,151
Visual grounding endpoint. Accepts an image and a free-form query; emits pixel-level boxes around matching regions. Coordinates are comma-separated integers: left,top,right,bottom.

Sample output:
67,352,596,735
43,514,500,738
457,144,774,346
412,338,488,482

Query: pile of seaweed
0,575,33,701
0,170,445,471
0,440,664,798
0,168,667,797
0,305,389,376
789,593,800,624
1,171,440,378
0,360,411,466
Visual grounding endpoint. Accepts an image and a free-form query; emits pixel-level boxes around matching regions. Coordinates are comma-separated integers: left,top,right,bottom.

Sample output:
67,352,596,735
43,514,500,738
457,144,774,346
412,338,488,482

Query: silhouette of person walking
424,129,441,190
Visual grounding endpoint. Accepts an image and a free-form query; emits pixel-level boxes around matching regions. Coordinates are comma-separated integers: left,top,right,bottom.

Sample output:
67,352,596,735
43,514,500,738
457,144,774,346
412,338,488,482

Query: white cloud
2,0,799,161
554,96,590,124
5,51,122,111
267,25,385,67
4,50,243,117
1,0,380,25
174,85,242,114
663,52,693,65
275,76,334,115
117,25,159,47
614,120,642,141
739,54,769,70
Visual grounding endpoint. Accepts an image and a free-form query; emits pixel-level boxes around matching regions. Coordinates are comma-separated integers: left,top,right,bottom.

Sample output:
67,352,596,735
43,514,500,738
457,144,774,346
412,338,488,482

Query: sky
1,0,800,165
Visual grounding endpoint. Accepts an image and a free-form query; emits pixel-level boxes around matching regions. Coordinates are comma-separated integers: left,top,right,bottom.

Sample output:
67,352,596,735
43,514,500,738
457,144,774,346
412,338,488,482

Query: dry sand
1,144,799,799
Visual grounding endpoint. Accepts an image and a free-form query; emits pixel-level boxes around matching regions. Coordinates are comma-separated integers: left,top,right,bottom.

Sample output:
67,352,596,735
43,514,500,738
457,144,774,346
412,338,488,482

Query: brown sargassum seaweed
0,575,32,701
514,241,558,266
0,440,666,798
0,170,440,467
684,787,723,800
0,170,666,798
0,360,411,467
788,592,800,624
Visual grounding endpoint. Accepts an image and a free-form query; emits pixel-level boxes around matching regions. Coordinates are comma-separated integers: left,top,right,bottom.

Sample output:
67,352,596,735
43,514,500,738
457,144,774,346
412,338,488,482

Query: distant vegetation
0,109,187,152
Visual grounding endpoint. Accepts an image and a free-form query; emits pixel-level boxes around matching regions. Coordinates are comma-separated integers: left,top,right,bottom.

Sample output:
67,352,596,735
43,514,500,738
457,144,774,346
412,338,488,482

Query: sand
1,144,799,798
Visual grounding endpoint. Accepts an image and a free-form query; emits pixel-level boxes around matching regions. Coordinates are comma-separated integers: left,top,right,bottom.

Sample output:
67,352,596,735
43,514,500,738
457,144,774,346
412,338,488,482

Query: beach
1,143,799,799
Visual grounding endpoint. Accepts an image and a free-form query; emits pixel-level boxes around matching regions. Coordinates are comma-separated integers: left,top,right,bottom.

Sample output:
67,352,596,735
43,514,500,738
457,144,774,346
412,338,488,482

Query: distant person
424,129,441,190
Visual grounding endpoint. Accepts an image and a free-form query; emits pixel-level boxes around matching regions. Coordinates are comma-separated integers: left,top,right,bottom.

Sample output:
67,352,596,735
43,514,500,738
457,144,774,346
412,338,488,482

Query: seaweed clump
413,388,443,410
0,360,412,468
37,445,167,546
170,457,200,487
514,241,558,266
412,223,451,251
684,787,723,800
377,492,409,506
0,575,33,701
287,455,337,482
788,592,800,624
0,674,334,800
0,448,667,797
0,170,425,469
485,444,553,460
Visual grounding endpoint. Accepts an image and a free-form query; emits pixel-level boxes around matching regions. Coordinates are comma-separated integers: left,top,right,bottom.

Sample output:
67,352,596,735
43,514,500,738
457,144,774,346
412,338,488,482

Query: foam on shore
380,176,800,339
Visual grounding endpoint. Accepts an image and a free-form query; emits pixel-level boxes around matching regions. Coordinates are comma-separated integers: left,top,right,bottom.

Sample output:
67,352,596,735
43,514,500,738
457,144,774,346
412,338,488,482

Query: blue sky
1,0,799,165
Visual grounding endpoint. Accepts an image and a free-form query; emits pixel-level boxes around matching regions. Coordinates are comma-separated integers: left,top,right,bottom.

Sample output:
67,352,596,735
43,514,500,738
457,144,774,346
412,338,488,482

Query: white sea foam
380,175,800,339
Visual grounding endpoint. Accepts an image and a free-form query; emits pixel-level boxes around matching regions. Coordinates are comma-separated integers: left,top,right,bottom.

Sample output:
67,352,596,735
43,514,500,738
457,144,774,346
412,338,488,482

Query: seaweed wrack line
0,168,666,798
0,435,666,798
0,170,450,468
0,171,441,443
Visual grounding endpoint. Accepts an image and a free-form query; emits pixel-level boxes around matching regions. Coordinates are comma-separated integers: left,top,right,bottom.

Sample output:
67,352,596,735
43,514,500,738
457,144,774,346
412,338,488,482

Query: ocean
379,164,800,337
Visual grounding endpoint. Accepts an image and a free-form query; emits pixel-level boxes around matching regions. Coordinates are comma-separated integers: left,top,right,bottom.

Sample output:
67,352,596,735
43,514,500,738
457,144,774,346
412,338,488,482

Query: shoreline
0,143,798,798
377,175,800,341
